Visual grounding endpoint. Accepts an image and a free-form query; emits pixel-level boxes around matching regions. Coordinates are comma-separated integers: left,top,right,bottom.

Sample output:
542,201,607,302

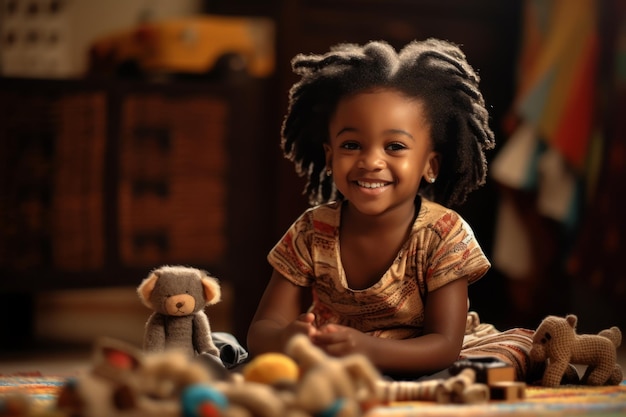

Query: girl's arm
313,277,469,378
247,269,317,355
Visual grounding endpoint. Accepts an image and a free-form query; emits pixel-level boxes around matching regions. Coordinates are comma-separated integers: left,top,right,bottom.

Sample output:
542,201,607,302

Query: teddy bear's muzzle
165,294,196,316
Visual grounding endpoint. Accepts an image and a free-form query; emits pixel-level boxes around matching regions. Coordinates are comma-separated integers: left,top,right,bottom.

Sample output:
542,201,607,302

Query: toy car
88,15,275,78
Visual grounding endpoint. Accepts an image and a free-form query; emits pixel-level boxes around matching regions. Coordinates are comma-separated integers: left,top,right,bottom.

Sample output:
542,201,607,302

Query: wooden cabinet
0,77,274,341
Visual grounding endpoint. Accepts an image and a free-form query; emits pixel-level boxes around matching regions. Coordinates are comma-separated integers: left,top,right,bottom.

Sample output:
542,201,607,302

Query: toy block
489,381,526,401
449,356,515,385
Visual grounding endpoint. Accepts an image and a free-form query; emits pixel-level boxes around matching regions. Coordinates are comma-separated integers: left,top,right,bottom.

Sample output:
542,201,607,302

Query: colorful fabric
0,375,67,411
461,314,540,383
515,0,599,169
565,0,626,336
368,382,626,416
2,375,626,416
491,0,600,233
489,0,602,296
267,198,490,340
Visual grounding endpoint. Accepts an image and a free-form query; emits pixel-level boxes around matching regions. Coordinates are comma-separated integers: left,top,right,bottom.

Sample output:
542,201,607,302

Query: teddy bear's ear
200,273,221,306
137,273,159,309
566,314,578,329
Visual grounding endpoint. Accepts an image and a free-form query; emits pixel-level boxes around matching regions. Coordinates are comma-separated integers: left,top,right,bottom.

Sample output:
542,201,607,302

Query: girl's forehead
333,89,427,121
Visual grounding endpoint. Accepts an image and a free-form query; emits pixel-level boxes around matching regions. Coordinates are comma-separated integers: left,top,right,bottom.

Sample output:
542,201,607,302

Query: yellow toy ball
242,352,300,386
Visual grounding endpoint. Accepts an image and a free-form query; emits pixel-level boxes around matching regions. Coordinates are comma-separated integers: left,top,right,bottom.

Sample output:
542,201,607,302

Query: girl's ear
323,143,333,172
422,151,441,182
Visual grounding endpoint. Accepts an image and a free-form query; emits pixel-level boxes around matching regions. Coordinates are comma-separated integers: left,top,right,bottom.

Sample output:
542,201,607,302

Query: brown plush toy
137,265,221,358
284,334,383,416
57,337,219,417
530,314,623,387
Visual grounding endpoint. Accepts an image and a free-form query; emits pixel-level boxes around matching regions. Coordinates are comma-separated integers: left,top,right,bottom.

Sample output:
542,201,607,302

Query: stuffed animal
284,334,382,417
242,352,300,386
57,337,220,417
137,265,221,358
530,314,623,387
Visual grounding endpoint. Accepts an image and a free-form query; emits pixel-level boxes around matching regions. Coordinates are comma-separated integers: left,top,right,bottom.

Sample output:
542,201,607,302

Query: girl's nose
358,148,385,170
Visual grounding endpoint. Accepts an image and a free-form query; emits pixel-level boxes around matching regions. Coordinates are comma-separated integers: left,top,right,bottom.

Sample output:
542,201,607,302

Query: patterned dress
268,198,490,339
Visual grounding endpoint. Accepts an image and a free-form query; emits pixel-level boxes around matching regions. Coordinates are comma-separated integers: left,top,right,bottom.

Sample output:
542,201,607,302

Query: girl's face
325,88,439,217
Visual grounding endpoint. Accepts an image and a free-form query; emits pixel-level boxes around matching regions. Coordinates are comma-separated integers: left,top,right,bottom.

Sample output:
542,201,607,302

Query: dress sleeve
425,211,491,292
267,210,315,287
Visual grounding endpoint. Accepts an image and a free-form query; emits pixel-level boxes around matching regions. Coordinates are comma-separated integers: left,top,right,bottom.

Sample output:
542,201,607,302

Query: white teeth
357,181,387,189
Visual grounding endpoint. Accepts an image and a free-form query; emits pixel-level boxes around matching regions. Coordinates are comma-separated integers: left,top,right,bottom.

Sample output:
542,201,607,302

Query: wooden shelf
0,76,275,340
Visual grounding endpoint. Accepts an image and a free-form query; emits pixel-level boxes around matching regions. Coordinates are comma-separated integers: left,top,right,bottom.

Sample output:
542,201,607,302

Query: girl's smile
354,179,393,193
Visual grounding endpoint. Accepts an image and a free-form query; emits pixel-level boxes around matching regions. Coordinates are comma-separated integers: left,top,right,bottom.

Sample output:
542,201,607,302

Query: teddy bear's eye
541,332,552,344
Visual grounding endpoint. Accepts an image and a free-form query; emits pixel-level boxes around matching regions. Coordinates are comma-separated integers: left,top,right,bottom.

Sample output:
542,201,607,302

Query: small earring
326,168,332,176
429,177,436,183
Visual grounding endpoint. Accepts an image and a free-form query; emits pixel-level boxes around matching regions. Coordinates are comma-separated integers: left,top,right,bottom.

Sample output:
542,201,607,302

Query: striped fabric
461,324,540,383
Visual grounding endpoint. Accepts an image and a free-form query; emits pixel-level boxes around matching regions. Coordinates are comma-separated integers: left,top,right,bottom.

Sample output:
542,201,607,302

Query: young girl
247,39,499,379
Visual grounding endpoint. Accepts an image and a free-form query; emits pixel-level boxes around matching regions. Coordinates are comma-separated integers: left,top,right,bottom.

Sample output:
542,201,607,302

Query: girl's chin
345,200,392,216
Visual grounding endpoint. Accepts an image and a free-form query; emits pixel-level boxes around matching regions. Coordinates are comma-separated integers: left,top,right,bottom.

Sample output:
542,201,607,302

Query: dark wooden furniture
0,76,274,345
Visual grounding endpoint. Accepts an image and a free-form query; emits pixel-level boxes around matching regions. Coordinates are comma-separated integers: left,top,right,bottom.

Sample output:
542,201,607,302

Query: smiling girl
247,39,500,379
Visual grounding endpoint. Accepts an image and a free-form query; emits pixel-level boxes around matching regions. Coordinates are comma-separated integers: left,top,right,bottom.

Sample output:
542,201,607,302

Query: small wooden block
489,381,526,401
483,364,515,385
449,356,515,384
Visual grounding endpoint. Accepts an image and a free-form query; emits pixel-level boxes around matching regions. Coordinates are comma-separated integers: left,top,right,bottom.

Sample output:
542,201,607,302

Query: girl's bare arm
247,269,316,355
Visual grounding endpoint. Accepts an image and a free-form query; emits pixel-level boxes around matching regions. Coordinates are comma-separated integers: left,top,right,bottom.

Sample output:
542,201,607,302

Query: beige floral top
267,198,490,340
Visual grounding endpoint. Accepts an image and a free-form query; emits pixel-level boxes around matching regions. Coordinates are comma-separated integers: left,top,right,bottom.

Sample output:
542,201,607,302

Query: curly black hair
281,38,495,208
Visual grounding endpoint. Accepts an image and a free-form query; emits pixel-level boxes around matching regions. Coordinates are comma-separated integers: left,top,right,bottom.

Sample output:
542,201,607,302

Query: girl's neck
338,197,421,290
341,198,419,235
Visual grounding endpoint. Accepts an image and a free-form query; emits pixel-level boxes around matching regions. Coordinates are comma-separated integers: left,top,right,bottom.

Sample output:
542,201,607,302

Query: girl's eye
386,142,407,152
340,141,360,150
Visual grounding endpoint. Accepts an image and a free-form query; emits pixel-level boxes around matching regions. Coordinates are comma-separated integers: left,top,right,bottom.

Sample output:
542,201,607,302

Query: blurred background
0,0,624,356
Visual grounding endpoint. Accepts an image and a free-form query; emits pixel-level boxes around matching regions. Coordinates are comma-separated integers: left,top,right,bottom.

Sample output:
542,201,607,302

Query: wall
1,0,203,77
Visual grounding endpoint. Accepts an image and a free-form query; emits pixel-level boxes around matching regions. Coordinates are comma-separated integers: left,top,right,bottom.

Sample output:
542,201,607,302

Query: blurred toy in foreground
137,265,221,358
56,337,228,417
45,333,512,417
449,357,525,401
530,314,623,387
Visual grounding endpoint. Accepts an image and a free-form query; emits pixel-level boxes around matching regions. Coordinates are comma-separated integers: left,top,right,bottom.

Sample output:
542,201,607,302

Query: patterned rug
368,382,626,416
1,374,625,416
0,374,69,412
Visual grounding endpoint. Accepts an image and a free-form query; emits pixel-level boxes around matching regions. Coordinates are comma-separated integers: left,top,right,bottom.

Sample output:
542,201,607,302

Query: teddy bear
530,314,623,387
137,265,221,358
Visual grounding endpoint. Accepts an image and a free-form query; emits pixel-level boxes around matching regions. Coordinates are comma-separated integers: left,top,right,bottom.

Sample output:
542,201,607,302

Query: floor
2,342,626,377
0,346,92,375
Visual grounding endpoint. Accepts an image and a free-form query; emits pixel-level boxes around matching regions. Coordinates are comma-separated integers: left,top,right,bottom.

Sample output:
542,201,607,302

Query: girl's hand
281,312,318,345
312,323,369,357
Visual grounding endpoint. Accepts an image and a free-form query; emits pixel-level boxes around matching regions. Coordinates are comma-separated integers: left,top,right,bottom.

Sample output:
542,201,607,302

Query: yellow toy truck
88,15,275,79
